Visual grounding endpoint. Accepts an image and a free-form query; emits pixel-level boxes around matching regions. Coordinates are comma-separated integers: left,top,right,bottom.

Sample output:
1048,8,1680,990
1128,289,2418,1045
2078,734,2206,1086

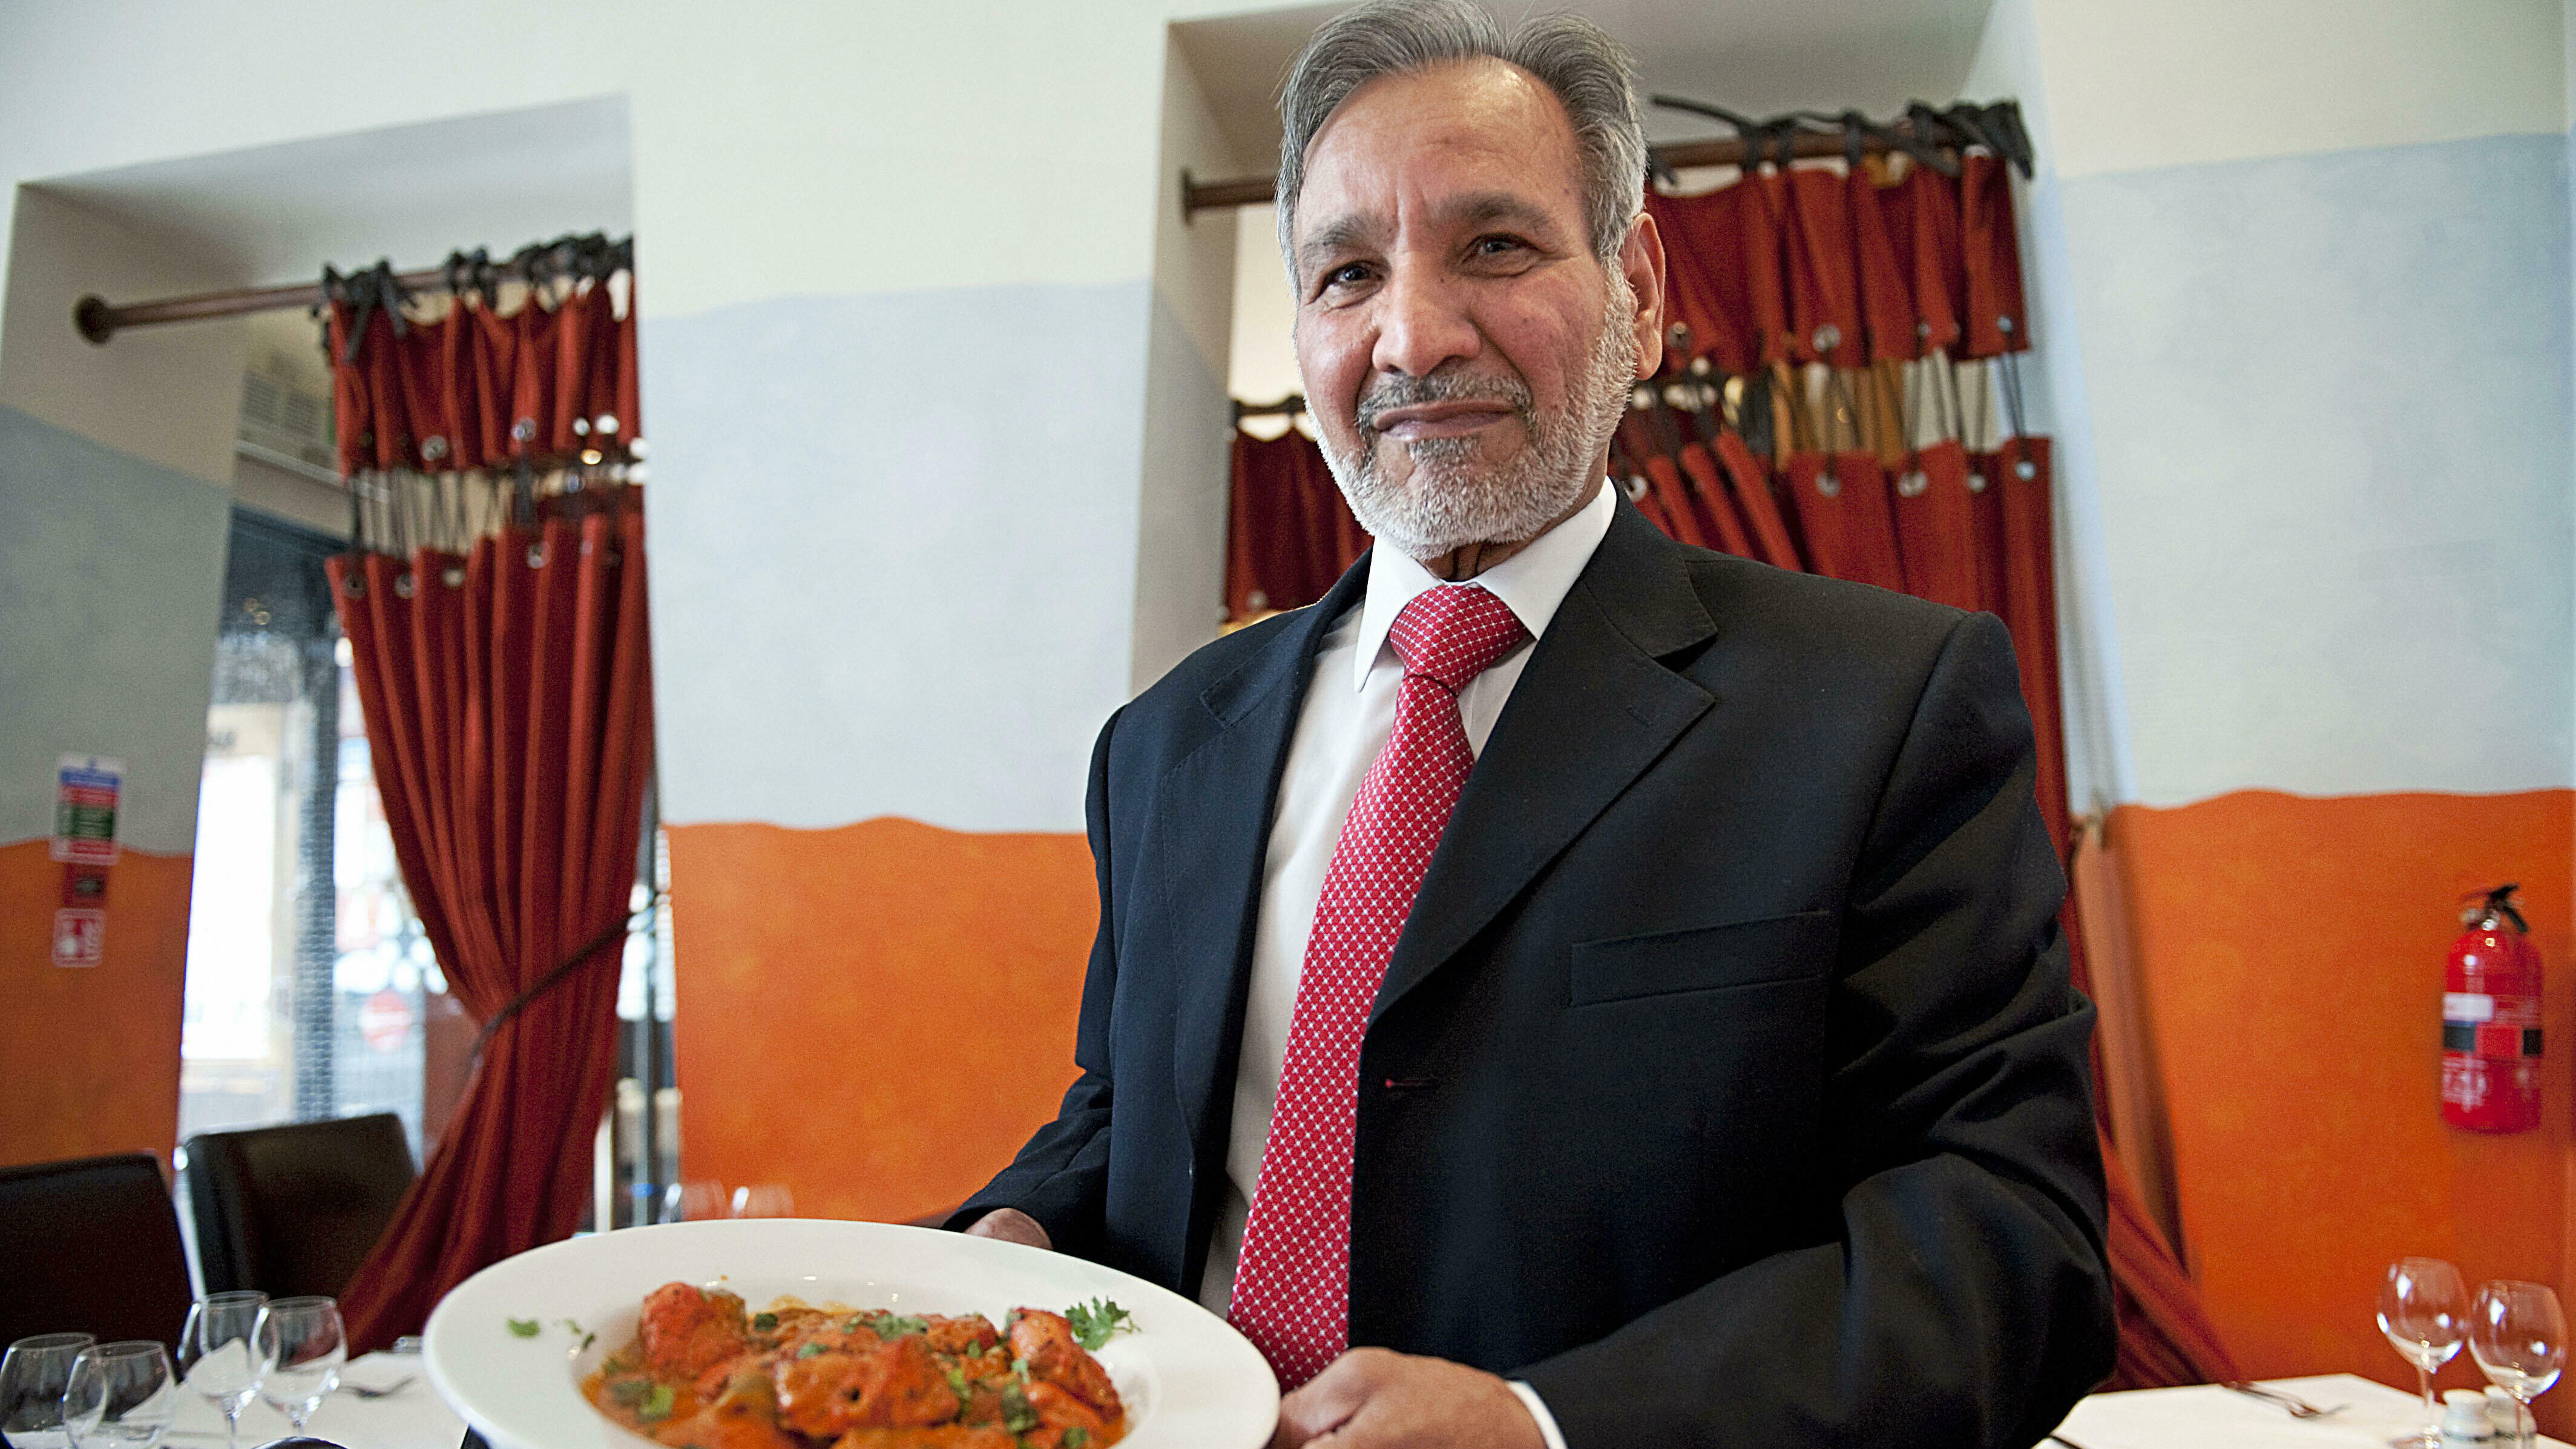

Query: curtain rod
73,233,633,344
1184,97,2029,220
76,268,438,343
1193,131,1945,218
1232,393,1305,422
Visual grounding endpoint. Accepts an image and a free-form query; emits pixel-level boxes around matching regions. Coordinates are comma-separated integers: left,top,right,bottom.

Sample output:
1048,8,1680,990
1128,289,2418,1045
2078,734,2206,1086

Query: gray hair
1275,0,1646,279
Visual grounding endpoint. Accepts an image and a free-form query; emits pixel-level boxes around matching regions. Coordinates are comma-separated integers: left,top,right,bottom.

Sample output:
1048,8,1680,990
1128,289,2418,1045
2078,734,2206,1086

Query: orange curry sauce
580,1283,1126,1449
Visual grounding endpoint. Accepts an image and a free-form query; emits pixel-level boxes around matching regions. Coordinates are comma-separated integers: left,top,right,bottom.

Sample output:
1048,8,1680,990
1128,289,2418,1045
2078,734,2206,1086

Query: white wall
6,0,2564,842
1130,32,1250,694
2004,0,2576,806
2034,0,2564,180
0,0,1281,841
0,188,249,485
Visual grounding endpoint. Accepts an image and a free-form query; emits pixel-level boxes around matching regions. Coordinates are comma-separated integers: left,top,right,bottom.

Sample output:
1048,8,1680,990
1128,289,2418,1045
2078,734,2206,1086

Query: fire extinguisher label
2442,1056,2486,1110
2442,992,2495,1021
2471,1024,2543,1059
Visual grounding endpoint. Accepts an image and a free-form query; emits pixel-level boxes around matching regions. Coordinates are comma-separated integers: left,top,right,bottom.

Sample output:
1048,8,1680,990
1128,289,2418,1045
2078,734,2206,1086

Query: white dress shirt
1198,479,1615,1449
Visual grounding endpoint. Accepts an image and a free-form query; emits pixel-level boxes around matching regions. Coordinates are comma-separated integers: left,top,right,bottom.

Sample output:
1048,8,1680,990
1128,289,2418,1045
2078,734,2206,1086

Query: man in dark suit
953,3,2115,1445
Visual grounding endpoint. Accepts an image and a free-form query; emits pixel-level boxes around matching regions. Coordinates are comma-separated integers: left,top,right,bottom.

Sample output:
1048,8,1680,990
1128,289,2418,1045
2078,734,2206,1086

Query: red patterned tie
1228,583,1530,1388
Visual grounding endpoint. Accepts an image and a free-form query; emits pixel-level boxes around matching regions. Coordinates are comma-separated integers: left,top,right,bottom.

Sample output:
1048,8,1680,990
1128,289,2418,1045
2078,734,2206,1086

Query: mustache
1355,371,1533,438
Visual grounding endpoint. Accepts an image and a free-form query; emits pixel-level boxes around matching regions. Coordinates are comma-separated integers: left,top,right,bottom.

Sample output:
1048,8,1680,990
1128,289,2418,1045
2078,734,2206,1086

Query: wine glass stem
223,1402,239,1449
2414,1361,2434,1444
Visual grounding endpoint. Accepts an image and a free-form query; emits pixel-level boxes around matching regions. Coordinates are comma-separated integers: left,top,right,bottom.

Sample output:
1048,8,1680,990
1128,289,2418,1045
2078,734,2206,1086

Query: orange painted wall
0,838,192,1169
2117,790,2574,1429
666,817,1096,1224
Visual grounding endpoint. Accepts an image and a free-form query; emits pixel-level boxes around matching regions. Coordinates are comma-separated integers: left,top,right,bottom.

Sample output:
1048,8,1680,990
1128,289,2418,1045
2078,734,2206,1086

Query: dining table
151,1361,2561,1448
2054,1373,2566,1449
163,1350,461,1449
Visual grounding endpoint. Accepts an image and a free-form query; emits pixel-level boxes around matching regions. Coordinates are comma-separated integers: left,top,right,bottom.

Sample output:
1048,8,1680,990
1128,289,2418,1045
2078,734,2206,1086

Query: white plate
423,1219,1278,1449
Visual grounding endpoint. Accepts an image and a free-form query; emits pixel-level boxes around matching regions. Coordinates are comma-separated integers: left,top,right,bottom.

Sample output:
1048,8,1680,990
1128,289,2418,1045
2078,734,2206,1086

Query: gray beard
1320,275,1638,560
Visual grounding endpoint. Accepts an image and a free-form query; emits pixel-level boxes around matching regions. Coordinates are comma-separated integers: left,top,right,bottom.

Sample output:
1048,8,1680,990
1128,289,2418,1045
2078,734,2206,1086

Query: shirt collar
1350,477,1617,691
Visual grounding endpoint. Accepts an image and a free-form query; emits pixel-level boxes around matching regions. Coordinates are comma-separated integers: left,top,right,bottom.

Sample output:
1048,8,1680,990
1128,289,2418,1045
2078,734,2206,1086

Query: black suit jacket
955,501,2115,1447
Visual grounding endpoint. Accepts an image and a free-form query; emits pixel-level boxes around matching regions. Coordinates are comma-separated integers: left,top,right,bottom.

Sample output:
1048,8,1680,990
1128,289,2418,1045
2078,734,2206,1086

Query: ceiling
1172,0,1999,178
27,95,633,290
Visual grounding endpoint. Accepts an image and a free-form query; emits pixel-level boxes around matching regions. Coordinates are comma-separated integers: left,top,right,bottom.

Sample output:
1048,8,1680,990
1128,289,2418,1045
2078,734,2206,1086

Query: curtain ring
1966,468,1990,494
442,566,465,588
2014,457,2039,481
527,543,548,569
393,572,415,599
1815,470,1841,498
340,573,366,599
1896,468,1928,498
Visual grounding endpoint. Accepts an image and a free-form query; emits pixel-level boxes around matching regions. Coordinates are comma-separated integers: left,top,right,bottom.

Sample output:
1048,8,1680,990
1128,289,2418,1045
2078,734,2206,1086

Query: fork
2223,1381,2346,1419
343,1376,415,1399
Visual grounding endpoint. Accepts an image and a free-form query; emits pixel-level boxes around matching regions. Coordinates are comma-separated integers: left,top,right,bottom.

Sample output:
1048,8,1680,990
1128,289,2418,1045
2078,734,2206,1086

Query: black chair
0,1152,194,1351
185,1114,416,1300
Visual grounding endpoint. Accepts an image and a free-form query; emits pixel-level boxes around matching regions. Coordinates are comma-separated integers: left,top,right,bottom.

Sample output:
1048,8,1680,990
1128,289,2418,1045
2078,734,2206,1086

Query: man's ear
1621,209,1668,381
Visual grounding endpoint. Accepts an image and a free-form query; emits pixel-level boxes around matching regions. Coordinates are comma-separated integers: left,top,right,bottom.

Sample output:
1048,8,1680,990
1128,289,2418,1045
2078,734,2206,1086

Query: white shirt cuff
1507,1380,1570,1449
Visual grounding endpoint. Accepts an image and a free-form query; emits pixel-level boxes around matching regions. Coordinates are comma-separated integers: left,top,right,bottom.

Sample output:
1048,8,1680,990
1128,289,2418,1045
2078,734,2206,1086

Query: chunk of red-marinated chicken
650,1380,800,1449
709,1315,884,1402
640,1283,751,1382
830,1430,1017,1449
777,1319,887,1363
1006,1310,1122,1419
651,1410,805,1449
690,1359,784,1415
774,1332,959,1438
921,1313,1000,1358
1023,1379,1116,1445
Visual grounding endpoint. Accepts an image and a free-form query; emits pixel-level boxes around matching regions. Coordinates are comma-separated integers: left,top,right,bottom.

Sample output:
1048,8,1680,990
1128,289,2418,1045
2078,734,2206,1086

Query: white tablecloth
160,1359,2561,1449
166,1350,462,1449
2058,1373,2564,1449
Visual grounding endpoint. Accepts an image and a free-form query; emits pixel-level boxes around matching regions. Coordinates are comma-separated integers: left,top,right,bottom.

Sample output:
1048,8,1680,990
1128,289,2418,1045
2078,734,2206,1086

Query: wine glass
2379,1258,2468,1448
659,1179,728,1223
59,1342,174,1449
174,1295,271,1449
1,1335,96,1448
252,1300,343,1434
730,1184,795,1218
2471,1280,2565,1449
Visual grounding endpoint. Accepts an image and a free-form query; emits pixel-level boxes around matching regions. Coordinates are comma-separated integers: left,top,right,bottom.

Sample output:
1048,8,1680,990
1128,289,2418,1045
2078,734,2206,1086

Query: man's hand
1269,1347,1548,1449
962,1208,1051,1250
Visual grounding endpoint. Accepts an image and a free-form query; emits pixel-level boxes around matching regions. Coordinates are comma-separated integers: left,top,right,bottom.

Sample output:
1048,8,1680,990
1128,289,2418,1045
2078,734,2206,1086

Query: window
180,510,433,1152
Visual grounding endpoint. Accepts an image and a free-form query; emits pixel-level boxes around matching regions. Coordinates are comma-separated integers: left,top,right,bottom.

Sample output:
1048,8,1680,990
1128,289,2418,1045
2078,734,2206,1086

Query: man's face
1289,58,1662,558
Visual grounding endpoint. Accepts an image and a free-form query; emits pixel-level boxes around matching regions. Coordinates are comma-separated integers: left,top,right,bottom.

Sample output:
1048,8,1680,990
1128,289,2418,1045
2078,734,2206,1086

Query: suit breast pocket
1569,910,1837,1007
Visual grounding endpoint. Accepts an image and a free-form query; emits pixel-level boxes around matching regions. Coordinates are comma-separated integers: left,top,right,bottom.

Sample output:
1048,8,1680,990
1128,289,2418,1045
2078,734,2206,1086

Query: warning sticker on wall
50,754,122,866
53,908,105,967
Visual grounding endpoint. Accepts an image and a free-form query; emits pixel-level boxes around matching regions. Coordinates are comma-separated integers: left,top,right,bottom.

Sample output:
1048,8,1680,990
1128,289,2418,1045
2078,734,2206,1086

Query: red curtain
1224,150,2235,1388
324,247,639,480
1226,426,1368,622
321,251,654,1352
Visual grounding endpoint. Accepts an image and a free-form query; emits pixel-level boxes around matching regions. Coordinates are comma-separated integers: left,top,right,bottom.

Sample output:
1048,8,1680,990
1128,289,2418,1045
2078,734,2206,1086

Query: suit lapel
1371,502,1721,1025
1166,558,1372,1165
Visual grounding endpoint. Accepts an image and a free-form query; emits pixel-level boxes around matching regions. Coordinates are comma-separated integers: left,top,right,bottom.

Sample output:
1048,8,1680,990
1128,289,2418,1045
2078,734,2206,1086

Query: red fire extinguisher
2441,883,2543,1133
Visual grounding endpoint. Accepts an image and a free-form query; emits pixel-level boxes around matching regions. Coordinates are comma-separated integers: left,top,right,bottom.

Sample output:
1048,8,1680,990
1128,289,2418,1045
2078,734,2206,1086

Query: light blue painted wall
2016,165,2138,812
1129,286,1230,697
2057,132,2576,805
0,403,229,852
642,281,1154,835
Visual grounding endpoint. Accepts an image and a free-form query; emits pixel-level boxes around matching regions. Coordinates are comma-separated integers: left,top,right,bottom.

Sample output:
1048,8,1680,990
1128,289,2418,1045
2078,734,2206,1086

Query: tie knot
1387,585,1528,693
